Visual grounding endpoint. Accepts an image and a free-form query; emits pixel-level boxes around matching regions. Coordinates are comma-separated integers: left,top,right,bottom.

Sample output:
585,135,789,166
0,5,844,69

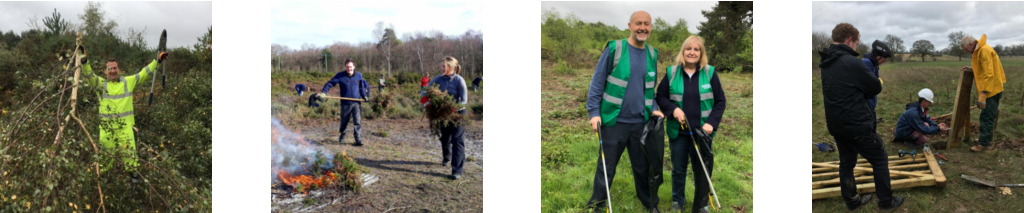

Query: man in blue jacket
894,89,947,146
861,40,892,110
320,58,369,146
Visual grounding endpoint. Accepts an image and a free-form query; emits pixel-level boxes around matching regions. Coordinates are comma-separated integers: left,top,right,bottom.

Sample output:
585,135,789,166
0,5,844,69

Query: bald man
585,10,664,213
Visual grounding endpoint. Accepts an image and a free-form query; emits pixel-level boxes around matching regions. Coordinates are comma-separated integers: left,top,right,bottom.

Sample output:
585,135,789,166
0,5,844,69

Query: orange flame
277,170,339,192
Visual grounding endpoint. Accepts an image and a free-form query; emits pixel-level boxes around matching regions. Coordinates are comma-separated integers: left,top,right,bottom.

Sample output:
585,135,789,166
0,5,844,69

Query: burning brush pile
271,117,364,195
424,86,469,136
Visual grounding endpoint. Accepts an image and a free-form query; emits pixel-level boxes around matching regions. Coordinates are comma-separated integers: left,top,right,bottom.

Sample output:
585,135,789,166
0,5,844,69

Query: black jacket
655,66,727,135
819,44,882,139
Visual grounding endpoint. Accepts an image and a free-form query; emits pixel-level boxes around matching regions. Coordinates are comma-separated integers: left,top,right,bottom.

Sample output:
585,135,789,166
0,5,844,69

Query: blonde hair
960,35,977,51
444,56,461,75
675,35,708,69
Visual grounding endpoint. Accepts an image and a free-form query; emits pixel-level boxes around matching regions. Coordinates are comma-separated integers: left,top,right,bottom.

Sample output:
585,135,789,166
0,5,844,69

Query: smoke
271,117,333,183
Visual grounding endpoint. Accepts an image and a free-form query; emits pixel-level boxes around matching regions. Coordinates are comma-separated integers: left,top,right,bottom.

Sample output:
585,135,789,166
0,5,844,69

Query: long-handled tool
322,96,367,102
596,124,612,213
961,174,1024,187
682,120,721,210
149,29,167,105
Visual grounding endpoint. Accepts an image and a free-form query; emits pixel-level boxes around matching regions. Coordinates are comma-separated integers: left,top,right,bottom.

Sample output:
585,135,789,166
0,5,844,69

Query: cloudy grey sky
270,1,483,49
540,1,717,33
813,1,1024,49
0,1,211,49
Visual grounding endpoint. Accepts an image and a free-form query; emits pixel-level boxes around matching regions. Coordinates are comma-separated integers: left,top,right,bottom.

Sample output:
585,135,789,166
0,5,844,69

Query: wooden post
948,70,974,148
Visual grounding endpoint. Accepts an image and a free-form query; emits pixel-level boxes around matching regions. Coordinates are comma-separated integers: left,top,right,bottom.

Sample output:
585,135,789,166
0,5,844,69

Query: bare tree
947,31,966,61
912,40,935,62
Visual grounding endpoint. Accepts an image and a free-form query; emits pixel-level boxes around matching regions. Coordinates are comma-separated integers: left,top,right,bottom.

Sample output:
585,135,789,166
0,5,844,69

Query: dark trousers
339,102,362,144
835,131,893,208
668,131,714,212
440,124,465,175
587,122,662,209
979,93,1002,146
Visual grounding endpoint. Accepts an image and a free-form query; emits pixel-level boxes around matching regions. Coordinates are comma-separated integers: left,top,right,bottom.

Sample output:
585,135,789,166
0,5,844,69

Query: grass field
811,58,1024,212
540,61,753,212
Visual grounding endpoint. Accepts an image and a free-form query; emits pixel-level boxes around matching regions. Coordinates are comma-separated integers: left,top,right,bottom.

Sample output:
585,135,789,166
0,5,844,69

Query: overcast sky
0,1,211,49
540,1,717,33
271,1,483,49
813,1,1024,49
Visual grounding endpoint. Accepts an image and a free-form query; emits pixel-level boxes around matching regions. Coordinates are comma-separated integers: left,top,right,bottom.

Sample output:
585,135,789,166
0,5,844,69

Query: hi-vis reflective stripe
645,81,655,88
606,76,628,88
603,93,623,105
102,79,131,100
613,40,622,67
135,66,151,85
700,92,714,101
701,110,712,117
100,111,134,119
645,99,653,106
670,94,683,102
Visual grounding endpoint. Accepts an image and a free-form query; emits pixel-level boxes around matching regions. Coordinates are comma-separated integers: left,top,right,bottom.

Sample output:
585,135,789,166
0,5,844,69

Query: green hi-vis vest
665,65,715,139
84,60,158,171
599,39,658,126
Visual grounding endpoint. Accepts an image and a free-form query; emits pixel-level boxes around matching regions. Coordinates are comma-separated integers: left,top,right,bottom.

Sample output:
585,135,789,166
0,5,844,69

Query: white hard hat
918,88,934,103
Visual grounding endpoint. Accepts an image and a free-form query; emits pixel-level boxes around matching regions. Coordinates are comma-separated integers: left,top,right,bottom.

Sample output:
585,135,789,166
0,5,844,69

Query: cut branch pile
424,86,466,136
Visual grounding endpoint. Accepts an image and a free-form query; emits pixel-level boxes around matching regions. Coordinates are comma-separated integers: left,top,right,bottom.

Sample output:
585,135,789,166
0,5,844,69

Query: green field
811,58,1024,212
541,61,753,212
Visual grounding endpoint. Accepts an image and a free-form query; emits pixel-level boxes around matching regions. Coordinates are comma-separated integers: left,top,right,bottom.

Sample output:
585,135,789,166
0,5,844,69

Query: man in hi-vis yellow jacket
959,34,1007,152
78,47,168,182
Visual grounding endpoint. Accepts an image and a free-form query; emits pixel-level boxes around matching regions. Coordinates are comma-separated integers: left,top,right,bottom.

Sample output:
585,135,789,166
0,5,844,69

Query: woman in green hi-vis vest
654,35,727,213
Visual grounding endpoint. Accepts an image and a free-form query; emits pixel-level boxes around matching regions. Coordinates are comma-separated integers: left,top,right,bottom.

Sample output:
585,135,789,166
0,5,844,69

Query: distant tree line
541,1,753,72
270,22,484,79
813,30,1024,65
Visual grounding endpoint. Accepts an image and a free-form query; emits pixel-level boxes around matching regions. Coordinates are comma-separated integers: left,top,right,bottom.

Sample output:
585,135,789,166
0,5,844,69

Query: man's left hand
652,111,664,117
158,51,169,63
702,123,713,134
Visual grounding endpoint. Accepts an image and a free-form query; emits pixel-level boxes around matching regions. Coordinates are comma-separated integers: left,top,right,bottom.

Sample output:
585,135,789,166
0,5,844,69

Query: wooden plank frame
811,149,946,199
948,70,974,148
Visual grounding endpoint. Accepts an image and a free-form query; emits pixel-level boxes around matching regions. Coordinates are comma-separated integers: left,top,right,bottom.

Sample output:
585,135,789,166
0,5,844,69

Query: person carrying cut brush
655,35,726,213
584,10,665,213
319,58,369,146
420,56,469,180
77,42,168,183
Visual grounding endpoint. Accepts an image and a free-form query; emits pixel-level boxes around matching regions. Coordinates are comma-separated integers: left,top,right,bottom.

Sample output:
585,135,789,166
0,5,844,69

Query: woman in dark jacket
421,56,469,180
654,35,727,213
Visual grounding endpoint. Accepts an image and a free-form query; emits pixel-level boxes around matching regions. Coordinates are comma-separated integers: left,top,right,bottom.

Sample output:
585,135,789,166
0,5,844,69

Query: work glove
977,92,988,109
318,93,326,99
157,51,169,63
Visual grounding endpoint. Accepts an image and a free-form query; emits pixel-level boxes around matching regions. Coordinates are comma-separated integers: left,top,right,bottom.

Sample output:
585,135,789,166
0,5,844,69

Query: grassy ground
271,70,484,212
540,61,754,213
811,58,1024,212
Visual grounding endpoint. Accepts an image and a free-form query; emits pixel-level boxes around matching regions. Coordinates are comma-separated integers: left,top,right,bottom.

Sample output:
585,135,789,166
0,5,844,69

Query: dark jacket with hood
894,102,940,139
818,44,883,139
861,53,880,109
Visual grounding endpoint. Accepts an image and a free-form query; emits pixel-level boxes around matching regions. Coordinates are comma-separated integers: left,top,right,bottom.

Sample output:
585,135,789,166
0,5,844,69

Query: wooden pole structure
948,70,974,148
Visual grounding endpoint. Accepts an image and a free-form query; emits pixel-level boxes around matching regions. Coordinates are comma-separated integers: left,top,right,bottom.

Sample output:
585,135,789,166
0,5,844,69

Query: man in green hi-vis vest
78,46,168,183
584,10,665,213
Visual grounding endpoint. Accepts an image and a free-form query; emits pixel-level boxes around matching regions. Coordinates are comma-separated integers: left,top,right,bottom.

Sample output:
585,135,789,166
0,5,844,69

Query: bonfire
271,117,365,195
424,86,468,136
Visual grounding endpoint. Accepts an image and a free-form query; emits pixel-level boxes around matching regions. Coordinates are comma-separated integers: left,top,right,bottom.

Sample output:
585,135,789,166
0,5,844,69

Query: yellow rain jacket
83,59,159,172
971,34,1006,97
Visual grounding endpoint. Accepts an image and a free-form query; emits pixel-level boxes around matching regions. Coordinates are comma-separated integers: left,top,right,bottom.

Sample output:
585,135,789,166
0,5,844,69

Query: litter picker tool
682,118,721,210
596,124,612,213
149,29,167,105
